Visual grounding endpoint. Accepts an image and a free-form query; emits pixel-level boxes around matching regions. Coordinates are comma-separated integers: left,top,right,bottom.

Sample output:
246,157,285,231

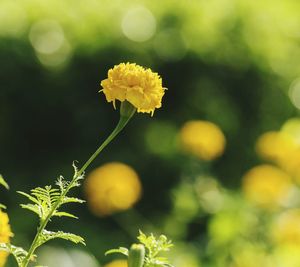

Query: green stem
22,109,134,267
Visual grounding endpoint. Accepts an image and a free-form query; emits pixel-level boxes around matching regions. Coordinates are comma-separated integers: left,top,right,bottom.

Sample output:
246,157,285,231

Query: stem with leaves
0,101,136,267
105,231,174,267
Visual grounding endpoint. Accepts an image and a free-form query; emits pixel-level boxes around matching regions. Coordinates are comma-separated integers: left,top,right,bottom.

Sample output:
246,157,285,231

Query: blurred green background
1,0,300,266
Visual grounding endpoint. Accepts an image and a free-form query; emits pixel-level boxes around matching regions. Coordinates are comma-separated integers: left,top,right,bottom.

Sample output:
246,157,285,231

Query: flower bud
128,244,145,267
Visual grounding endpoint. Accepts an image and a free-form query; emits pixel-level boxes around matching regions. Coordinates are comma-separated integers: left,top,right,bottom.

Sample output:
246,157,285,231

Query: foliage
106,231,174,267
0,164,85,267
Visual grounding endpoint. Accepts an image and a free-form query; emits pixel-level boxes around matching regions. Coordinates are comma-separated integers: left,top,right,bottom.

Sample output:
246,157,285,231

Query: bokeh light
281,118,300,145
242,165,292,209
29,19,72,68
121,6,156,42
179,120,226,161
84,162,142,217
255,131,297,163
271,209,300,246
289,78,300,109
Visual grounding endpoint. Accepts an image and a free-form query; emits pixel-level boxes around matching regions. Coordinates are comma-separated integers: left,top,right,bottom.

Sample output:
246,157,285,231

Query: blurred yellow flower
242,165,292,209
100,63,165,115
179,120,225,161
104,259,128,267
84,162,142,216
255,131,297,163
0,210,13,267
277,148,300,184
271,209,300,246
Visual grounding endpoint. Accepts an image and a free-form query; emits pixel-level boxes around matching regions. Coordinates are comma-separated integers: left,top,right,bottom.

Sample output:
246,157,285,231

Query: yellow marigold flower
179,120,226,161
255,131,297,163
100,63,165,115
84,162,142,216
242,165,292,209
271,209,300,246
0,210,13,267
104,259,128,267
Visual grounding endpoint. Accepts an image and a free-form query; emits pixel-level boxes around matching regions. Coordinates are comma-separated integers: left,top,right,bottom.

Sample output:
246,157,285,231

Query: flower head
0,210,13,267
84,162,142,216
179,120,226,161
100,63,165,115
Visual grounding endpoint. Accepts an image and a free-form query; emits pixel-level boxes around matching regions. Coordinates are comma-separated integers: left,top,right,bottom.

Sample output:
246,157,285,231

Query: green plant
106,231,174,267
0,101,135,267
0,63,167,267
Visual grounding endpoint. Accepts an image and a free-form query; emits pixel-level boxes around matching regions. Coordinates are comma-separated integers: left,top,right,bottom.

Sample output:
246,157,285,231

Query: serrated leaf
0,175,9,189
18,191,40,205
105,247,129,256
56,176,67,191
53,211,78,219
61,197,85,204
37,230,85,247
20,204,42,218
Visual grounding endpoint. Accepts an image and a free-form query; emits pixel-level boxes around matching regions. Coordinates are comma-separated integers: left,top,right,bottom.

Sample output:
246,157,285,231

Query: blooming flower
242,164,292,209
179,120,226,161
84,162,142,216
100,63,165,115
104,259,128,267
0,210,13,267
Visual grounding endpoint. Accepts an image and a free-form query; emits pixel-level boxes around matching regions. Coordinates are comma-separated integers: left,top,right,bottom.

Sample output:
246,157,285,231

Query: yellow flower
0,210,13,267
104,259,128,267
278,148,300,184
84,162,142,216
242,165,292,209
100,63,165,115
179,120,226,161
271,209,300,246
255,131,297,163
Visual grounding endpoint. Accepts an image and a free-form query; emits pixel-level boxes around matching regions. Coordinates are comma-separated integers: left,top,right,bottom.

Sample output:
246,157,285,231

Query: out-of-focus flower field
1,0,300,266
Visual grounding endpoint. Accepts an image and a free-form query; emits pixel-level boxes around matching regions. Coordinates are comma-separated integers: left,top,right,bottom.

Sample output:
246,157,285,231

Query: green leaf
53,211,78,219
0,203,6,209
20,204,42,218
18,186,63,220
0,175,9,189
105,247,129,256
37,230,85,247
18,191,41,205
61,197,85,204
